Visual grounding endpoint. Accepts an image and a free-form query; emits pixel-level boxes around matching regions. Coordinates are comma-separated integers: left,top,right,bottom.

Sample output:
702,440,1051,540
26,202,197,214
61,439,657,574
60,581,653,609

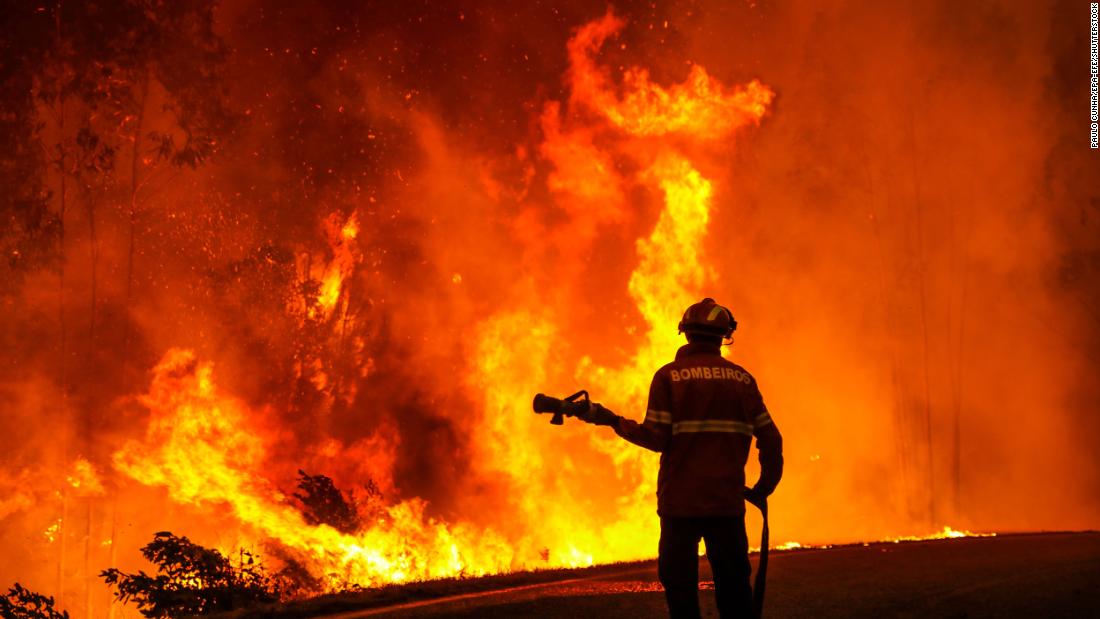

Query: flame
113,12,775,589
341,212,360,241
886,526,996,543
465,11,772,567
765,526,996,553
567,13,773,138
67,457,105,497
43,519,62,544
114,349,516,587
318,267,344,313
311,211,361,317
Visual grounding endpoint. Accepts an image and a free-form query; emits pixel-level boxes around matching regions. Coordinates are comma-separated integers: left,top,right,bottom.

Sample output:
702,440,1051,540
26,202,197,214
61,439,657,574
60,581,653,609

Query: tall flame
567,13,772,138
466,11,772,565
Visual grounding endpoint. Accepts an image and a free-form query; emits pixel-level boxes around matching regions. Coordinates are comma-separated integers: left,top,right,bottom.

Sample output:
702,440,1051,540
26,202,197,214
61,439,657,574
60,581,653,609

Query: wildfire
112,11,775,590
114,349,516,587
1,3,1090,618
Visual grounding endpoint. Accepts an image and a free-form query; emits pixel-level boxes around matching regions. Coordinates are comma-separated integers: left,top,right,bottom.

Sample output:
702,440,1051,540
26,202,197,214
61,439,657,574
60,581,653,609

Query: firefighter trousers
658,515,753,619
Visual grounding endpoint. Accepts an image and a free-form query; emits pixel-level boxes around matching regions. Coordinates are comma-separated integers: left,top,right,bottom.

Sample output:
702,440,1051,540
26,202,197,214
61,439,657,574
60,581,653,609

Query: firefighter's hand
743,486,767,509
578,402,621,427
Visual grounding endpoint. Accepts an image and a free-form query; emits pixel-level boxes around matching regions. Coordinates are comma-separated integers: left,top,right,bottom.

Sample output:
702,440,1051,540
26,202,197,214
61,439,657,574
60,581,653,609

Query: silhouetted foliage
293,470,362,534
30,0,239,171
0,5,60,295
0,583,69,619
268,556,325,599
101,532,280,618
0,1,239,295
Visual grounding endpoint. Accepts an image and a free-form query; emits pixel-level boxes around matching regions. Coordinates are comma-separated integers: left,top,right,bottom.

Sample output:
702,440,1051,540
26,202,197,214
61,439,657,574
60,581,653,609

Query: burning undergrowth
114,348,516,588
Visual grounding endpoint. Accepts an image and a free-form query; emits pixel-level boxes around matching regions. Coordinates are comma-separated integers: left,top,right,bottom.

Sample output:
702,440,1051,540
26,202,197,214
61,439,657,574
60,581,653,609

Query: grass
211,558,659,618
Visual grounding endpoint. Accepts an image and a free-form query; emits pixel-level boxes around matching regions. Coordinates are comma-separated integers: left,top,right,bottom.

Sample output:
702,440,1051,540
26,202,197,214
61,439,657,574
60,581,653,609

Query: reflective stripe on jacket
615,341,783,516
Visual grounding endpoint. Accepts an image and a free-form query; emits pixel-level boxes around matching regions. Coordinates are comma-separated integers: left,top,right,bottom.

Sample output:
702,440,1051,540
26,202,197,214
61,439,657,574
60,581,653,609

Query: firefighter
579,298,783,619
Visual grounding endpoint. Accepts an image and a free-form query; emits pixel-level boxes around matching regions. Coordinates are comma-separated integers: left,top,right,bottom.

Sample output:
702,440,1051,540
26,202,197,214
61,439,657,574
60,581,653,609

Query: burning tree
292,469,363,534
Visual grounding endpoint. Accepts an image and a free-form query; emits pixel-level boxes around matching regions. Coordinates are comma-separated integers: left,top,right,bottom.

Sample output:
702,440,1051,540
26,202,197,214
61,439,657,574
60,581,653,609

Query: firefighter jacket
615,341,783,517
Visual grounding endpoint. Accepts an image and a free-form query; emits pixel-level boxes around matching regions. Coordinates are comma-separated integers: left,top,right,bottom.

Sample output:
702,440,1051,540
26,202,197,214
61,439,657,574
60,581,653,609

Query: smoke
677,0,1100,535
1,0,1097,614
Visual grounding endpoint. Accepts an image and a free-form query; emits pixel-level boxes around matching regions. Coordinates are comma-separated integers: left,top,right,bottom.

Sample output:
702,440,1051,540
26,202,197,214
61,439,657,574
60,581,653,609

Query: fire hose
533,392,771,616
745,491,769,619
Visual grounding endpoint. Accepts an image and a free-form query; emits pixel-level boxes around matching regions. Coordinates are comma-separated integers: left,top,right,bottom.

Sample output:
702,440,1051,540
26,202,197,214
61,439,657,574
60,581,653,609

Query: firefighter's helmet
678,297,737,338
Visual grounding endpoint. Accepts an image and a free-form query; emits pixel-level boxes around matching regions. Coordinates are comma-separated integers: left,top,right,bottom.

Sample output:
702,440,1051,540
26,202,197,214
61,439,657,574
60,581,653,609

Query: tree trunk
56,492,67,611
909,110,935,527
85,193,98,382
861,148,917,513
84,499,93,619
54,3,69,606
121,73,149,393
83,189,98,619
950,183,975,518
107,500,118,619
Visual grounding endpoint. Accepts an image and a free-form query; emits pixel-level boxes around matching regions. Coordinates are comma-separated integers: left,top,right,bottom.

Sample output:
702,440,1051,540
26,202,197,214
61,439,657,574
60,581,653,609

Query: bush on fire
101,532,281,617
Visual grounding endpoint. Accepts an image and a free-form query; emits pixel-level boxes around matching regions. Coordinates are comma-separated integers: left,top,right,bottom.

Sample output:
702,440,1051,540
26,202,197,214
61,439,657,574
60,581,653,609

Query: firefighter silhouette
577,298,784,619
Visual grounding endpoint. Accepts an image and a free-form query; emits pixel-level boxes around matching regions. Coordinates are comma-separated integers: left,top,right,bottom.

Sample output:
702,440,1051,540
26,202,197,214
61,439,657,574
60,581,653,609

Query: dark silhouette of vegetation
0,5,60,296
0,583,69,619
293,470,362,534
101,532,281,618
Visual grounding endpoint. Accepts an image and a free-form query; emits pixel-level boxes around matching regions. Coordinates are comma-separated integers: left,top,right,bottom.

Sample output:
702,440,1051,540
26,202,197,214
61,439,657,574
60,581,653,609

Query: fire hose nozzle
532,390,589,425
